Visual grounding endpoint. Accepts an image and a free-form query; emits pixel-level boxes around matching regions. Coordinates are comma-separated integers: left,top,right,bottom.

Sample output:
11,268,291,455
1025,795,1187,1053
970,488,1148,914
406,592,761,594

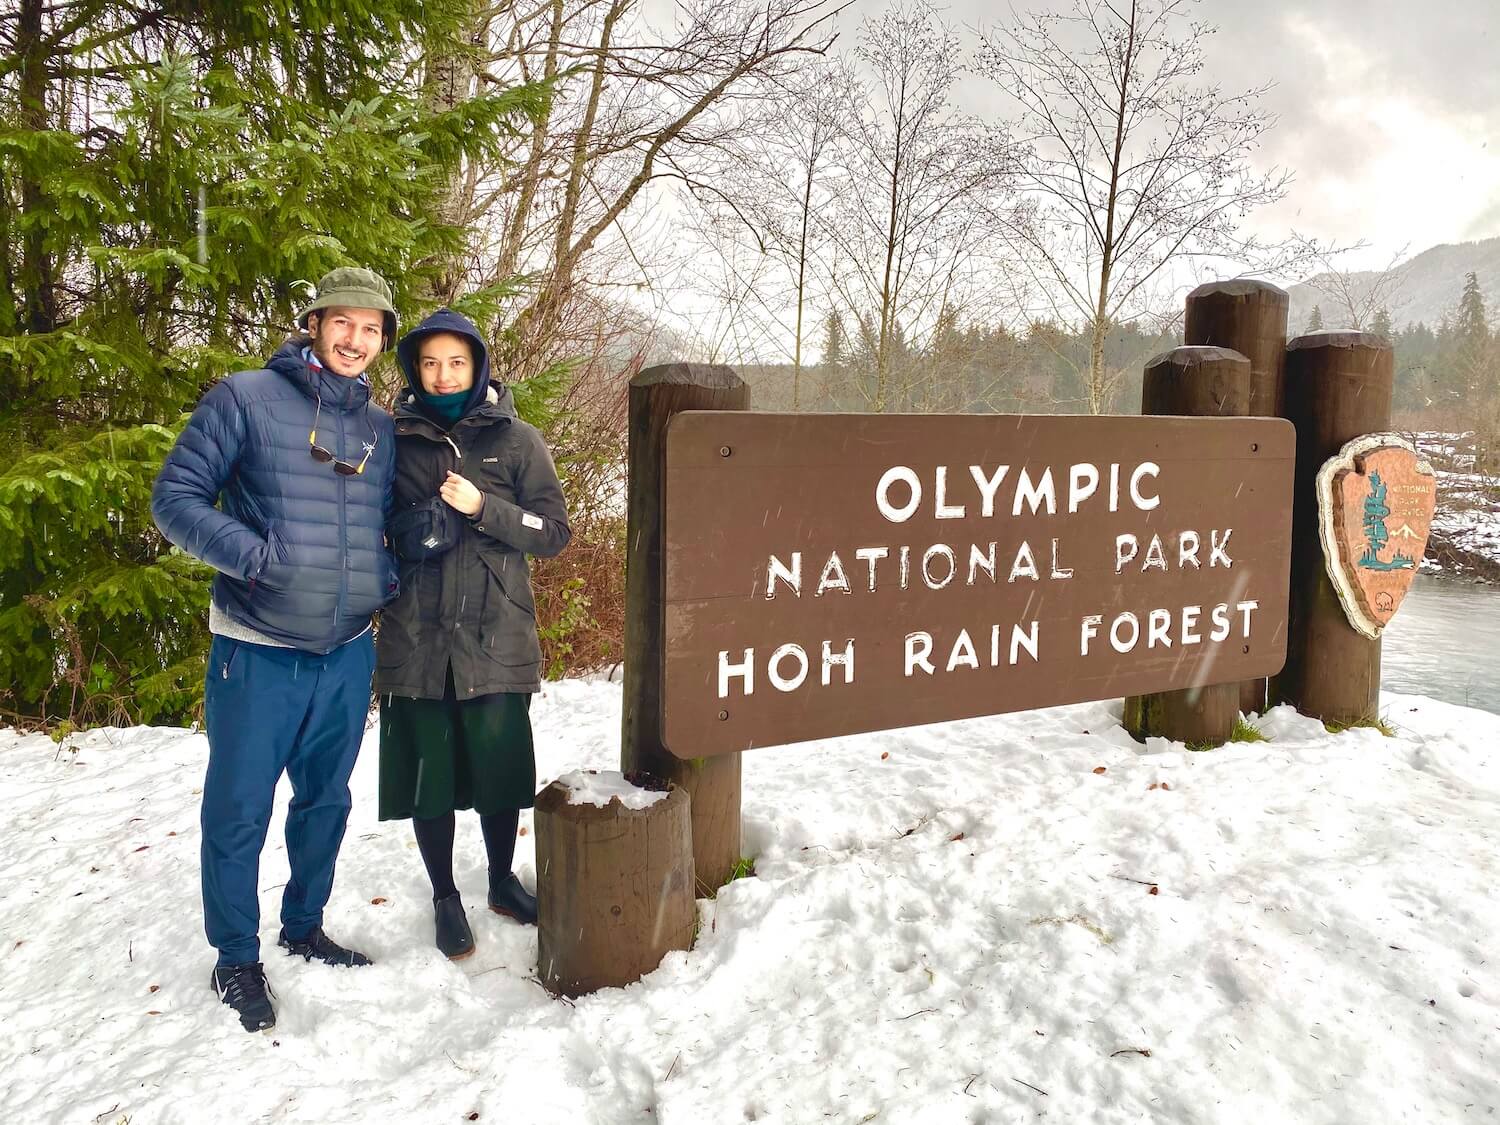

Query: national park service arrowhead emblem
1316,433,1437,638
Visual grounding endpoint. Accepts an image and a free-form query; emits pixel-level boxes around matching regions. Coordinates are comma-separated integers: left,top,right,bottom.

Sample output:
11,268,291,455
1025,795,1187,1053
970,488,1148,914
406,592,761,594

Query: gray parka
375,310,570,699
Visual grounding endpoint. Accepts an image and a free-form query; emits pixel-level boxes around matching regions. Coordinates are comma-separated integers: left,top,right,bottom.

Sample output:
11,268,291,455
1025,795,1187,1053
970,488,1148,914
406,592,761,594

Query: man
152,267,401,1033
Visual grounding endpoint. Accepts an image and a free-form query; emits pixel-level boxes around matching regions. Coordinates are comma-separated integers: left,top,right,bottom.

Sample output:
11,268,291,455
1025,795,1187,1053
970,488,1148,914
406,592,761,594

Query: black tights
411,810,520,901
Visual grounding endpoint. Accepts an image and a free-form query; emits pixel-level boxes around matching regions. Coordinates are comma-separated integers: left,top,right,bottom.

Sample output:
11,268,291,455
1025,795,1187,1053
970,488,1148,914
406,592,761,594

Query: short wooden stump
535,773,696,998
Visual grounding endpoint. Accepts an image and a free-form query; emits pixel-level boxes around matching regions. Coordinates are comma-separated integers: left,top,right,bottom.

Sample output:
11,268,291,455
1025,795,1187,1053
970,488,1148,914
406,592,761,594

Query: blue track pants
200,632,375,965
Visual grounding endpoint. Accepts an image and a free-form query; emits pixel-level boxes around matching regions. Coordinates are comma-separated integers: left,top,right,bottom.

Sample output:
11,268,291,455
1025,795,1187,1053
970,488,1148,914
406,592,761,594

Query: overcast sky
843,0,1500,273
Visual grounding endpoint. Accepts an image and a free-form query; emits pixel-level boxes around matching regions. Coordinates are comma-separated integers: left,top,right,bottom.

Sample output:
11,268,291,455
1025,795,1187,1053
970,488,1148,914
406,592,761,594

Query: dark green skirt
378,666,536,820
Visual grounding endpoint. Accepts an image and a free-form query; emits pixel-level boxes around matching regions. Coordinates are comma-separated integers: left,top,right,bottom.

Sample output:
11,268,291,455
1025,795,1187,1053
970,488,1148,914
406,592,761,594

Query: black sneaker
488,872,538,926
210,962,276,1033
434,893,476,960
277,926,373,967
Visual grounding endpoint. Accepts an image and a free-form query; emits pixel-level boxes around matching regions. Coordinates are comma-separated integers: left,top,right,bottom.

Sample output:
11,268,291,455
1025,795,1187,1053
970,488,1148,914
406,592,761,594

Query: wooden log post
1275,331,1395,725
622,363,749,893
1183,279,1290,716
535,776,696,997
1122,345,1251,746
1184,279,1290,416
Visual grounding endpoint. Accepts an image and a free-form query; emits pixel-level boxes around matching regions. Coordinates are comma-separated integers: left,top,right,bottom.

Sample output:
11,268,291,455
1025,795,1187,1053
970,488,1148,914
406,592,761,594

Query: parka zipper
398,405,511,676
432,423,464,644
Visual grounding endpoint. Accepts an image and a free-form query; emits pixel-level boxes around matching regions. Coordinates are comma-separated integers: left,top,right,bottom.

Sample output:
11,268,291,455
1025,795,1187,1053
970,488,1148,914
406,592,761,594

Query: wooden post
1183,279,1289,716
622,363,748,893
1275,331,1394,725
1184,279,1289,416
535,778,696,997
1122,345,1250,746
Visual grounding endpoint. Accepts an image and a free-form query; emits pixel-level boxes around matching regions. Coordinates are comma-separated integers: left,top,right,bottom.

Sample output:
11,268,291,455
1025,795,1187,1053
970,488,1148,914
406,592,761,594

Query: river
1381,574,1500,714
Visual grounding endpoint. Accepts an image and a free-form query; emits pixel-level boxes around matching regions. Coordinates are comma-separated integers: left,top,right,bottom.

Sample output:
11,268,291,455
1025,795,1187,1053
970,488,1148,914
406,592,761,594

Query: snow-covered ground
3,679,1498,1124
1415,432,1500,582
1429,468,1500,578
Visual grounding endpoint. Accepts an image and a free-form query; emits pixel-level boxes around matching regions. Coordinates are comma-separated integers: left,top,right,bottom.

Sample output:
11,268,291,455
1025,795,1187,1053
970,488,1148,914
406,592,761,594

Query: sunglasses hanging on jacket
308,397,377,476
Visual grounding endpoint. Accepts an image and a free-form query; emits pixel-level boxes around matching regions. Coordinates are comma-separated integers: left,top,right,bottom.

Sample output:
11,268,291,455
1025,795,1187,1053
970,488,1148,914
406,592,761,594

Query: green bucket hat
296,266,398,350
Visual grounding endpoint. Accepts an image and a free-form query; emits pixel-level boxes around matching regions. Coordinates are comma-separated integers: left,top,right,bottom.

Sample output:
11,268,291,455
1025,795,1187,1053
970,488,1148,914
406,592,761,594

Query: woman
377,308,570,960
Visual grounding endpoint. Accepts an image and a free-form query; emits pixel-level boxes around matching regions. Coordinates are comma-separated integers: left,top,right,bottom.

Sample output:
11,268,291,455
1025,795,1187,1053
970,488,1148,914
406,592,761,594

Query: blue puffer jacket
152,339,399,654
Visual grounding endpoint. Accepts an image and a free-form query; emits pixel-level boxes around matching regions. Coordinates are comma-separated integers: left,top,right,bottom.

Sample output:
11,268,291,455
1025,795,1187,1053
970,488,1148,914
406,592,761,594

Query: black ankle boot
487,872,537,925
434,893,475,960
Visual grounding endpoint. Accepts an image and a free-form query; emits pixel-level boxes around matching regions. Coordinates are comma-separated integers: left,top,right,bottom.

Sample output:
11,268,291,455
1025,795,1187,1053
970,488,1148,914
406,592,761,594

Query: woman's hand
439,471,484,517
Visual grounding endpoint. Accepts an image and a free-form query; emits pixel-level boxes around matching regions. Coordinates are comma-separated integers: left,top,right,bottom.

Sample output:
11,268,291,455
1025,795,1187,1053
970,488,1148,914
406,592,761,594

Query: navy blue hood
395,308,493,421
266,336,372,411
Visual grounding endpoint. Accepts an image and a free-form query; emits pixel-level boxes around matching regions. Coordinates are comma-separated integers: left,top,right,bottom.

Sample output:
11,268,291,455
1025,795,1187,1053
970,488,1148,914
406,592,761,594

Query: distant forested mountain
1288,237,1500,333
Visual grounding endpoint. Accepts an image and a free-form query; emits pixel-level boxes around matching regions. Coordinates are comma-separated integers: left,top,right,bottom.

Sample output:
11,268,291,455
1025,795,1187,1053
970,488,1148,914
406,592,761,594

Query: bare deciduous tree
976,0,1292,413
1290,236,1411,331
465,0,847,376
828,1,1015,412
673,57,856,405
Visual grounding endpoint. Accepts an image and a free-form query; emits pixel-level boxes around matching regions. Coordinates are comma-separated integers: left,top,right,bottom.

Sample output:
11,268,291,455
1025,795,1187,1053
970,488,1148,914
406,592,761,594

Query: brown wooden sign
663,413,1295,756
1317,434,1437,638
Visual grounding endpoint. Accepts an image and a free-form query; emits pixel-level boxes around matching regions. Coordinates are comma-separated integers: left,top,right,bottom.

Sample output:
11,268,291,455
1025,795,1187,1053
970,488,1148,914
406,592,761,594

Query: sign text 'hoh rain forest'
663,413,1295,756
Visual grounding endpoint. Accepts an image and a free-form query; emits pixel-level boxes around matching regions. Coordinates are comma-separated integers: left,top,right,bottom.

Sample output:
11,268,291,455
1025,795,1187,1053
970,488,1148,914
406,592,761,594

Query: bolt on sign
1316,433,1437,638
663,413,1295,756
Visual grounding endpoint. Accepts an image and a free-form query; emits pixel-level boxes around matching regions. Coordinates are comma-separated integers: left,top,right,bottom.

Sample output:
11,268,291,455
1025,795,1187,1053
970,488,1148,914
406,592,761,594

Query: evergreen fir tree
1371,307,1393,341
924,304,969,410
1454,271,1490,399
0,2,547,727
1362,472,1390,561
1455,272,1488,343
820,310,846,370
1305,304,1324,333
1391,320,1441,411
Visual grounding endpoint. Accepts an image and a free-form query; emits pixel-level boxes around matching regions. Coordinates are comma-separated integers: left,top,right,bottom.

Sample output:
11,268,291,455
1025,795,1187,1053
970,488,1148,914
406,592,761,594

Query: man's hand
439,471,484,517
